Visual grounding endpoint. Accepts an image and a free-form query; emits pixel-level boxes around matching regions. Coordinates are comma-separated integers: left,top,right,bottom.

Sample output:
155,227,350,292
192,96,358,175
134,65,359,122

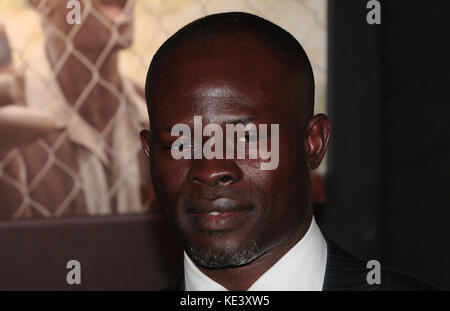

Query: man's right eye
165,141,193,152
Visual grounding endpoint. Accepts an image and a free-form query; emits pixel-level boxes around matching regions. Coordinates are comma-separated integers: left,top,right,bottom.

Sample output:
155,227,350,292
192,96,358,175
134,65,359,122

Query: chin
186,238,260,269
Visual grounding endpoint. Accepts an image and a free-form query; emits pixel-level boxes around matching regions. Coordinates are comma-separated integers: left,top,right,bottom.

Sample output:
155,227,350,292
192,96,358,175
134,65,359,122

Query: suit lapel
322,239,381,291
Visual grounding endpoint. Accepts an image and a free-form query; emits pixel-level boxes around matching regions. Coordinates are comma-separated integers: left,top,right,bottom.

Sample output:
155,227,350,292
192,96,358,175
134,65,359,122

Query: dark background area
0,214,182,290
324,0,450,289
0,0,448,290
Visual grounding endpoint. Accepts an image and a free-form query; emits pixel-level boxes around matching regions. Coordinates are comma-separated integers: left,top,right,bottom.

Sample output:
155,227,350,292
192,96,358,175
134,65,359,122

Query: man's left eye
238,134,258,143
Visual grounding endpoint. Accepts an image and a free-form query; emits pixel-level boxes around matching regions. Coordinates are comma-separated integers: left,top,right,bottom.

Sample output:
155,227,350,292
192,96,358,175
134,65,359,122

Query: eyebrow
227,116,257,125
202,114,258,125
157,115,258,133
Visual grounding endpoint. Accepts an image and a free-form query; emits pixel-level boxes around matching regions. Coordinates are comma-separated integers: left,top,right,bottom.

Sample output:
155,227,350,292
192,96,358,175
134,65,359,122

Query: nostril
187,160,242,186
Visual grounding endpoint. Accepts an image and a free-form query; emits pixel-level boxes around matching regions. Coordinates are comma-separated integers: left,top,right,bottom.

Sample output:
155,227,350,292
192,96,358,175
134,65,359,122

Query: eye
238,133,258,143
170,140,194,152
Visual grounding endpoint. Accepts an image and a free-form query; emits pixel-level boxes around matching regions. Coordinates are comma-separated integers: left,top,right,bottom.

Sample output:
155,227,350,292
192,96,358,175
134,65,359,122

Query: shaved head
145,12,315,122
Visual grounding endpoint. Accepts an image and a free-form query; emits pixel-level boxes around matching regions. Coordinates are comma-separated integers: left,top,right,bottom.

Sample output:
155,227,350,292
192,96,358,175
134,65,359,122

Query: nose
187,159,243,187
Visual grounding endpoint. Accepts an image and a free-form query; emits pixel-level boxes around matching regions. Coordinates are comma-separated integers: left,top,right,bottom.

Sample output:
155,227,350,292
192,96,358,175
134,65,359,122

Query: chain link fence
0,0,327,220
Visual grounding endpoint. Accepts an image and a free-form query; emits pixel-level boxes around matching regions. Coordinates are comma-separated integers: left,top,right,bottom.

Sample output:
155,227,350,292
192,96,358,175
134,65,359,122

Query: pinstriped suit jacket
162,239,437,291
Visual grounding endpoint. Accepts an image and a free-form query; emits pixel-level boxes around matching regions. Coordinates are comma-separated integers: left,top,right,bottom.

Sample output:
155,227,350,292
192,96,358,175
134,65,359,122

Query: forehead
149,43,299,126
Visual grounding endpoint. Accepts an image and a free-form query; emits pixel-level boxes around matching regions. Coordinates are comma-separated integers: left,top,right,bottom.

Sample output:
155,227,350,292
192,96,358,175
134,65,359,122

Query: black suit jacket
163,239,437,291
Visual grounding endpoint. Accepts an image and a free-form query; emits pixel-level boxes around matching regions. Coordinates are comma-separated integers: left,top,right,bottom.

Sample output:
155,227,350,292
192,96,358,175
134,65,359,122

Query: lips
187,197,251,214
186,198,253,231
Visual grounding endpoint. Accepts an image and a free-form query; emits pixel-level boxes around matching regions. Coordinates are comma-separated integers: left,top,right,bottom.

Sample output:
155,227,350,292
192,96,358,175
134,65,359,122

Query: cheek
150,155,190,227
150,152,190,200
241,159,304,220
238,148,297,191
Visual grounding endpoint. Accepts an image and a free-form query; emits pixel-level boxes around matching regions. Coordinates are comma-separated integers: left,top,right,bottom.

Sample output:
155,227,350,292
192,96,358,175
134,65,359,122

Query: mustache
189,187,250,202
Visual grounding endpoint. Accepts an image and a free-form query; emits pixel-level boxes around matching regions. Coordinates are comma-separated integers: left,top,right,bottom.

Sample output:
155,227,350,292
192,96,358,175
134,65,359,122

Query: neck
194,211,314,291
45,42,122,132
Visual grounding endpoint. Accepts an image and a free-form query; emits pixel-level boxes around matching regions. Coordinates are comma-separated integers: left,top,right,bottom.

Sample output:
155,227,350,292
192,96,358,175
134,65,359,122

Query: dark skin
140,35,331,290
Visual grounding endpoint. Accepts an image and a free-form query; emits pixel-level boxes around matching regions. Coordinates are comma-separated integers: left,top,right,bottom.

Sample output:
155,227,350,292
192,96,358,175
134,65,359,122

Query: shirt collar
24,43,149,165
184,216,327,291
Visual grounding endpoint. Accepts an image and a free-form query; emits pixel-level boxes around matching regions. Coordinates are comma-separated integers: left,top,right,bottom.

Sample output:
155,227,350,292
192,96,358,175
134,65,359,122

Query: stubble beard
186,240,260,268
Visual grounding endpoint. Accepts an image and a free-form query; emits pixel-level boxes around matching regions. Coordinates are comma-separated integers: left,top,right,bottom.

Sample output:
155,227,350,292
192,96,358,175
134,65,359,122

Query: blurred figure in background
0,0,155,219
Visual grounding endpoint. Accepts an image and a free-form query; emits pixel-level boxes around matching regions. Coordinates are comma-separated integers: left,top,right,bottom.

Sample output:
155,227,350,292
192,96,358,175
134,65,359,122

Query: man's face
36,0,135,53
146,41,315,268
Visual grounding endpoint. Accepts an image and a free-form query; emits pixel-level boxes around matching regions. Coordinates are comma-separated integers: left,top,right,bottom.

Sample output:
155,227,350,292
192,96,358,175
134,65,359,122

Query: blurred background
0,0,448,290
0,0,327,219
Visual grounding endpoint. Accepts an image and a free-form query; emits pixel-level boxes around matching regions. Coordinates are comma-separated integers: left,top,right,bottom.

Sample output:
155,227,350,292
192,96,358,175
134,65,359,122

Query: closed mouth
186,198,253,231
186,197,253,215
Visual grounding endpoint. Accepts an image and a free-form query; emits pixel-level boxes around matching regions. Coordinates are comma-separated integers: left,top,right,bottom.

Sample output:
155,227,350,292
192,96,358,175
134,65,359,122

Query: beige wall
0,0,328,218
0,0,327,113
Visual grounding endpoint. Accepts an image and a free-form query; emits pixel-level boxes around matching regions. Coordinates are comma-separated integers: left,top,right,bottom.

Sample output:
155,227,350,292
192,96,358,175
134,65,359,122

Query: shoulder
159,240,439,291
380,269,438,291
323,239,439,291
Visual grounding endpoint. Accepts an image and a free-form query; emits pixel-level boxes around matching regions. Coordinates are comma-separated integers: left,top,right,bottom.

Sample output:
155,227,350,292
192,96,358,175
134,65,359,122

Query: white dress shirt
184,216,328,291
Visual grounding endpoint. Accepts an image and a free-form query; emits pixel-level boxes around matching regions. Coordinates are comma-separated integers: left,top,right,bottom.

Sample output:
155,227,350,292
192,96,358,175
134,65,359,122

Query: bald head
145,12,315,121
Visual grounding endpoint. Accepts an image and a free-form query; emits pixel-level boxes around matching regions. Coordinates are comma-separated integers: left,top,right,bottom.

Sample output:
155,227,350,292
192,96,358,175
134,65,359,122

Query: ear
304,113,331,170
140,129,151,158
